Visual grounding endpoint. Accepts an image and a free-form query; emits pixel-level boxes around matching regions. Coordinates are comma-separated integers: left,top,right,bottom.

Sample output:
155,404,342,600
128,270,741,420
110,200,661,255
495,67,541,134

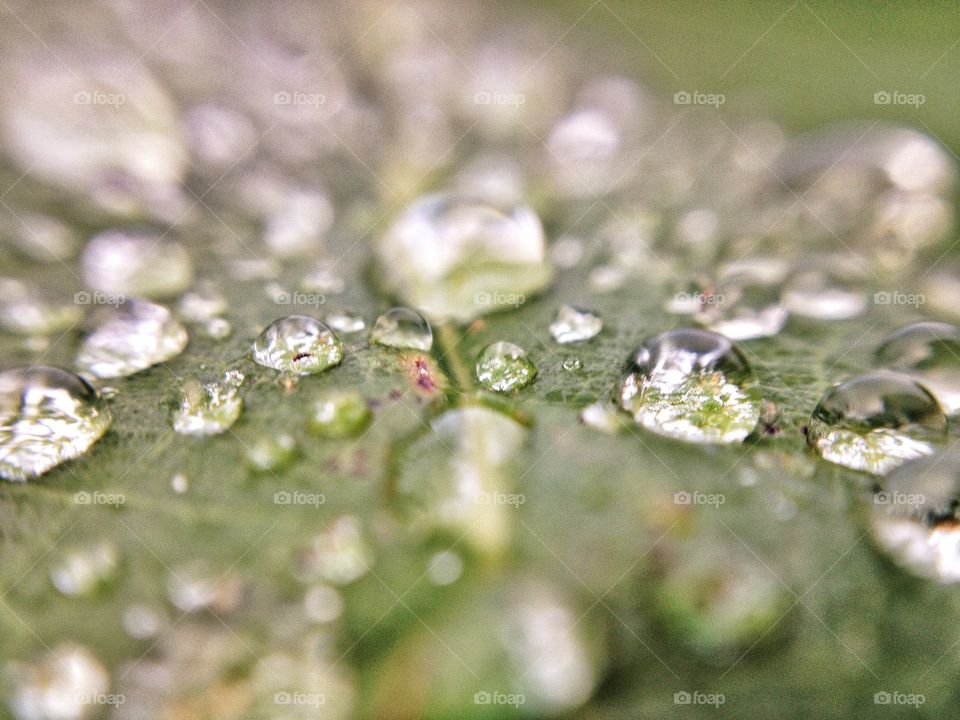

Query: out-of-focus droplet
244,433,297,473
170,472,189,494
5,644,110,720
303,585,344,623
578,402,622,433
0,279,81,336
619,328,760,444
781,258,869,320
326,312,366,334
0,366,112,481
82,230,192,299
309,391,371,438
875,321,960,416
172,377,242,437
549,305,602,344
166,562,244,614
297,516,372,586
807,371,946,475
376,193,552,321
370,307,433,351
562,357,583,371
3,212,78,262
264,190,334,258
76,300,188,379
301,261,346,295
426,550,464,586
252,315,343,375
122,604,165,640
50,541,118,598
476,342,537,392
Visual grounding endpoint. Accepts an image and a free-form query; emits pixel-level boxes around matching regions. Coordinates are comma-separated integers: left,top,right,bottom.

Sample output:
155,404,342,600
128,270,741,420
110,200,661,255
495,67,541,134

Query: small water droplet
251,315,343,375
50,541,118,597
618,328,760,444
244,433,297,473
263,189,333,258
426,549,463,586
0,367,112,481
549,236,585,269
82,229,193,299
301,260,345,294
476,341,538,392
562,357,583,371
177,287,227,323
201,316,232,339
807,371,946,475
376,193,551,321
6,644,110,720
0,279,81,336
699,271,788,340
588,264,627,293
875,321,960,415
578,402,622,433
76,300,188,379
781,258,868,320
370,307,433,351
172,378,242,437
549,305,602,344
303,584,344,623
223,370,245,387
297,516,372,586
122,603,166,639
326,312,366,334
167,562,244,614
309,391,371,438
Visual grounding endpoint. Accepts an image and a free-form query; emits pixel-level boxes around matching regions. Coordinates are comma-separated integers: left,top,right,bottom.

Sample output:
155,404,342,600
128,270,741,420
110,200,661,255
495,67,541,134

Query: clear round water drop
376,193,552,321
82,229,193,299
172,378,242,437
370,307,433,351
0,366,112,481
871,444,960,583
562,357,583,371
476,341,538,392
309,391,371,438
875,321,960,415
549,305,602,344
76,300,188,379
251,315,343,375
618,328,761,444
807,371,946,475
326,312,366,334
50,541,119,597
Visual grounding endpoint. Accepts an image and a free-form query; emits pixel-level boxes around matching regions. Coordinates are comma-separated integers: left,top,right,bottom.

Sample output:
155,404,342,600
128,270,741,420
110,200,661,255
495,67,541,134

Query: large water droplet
476,342,538,392
172,377,243,437
875,321,960,415
76,300,188,379
309,391,371,438
618,328,760,444
251,315,343,375
50,541,119,597
807,371,946,475
871,444,960,583
82,229,192,299
549,305,602,344
0,367,112,481
370,307,433,351
376,193,552,321
6,644,110,720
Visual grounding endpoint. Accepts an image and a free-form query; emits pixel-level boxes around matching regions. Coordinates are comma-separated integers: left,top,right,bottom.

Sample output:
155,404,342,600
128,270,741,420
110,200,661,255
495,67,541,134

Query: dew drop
50,541,118,597
122,603,166,640
244,433,297,473
426,549,463,586
251,315,343,375
562,357,583,371
781,260,868,320
326,312,366,334
263,189,333,258
0,366,112,481
376,193,552,321
166,562,244,614
6,644,110,720
309,391,371,438
578,402,622,433
875,321,960,415
549,305,602,344
370,307,433,351
303,585,344,623
172,377,243,437
76,300,188,379
476,341,538,392
807,371,946,475
82,229,192,299
618,328,760,444
297,516,372,586
170,472,189,494
0,279,81,336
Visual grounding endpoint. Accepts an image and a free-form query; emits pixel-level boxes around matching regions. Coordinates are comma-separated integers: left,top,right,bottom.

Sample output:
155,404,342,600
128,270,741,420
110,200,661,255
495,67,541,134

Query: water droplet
303,585,344,623
476,342,537,392
0,367,112,481
781,260,868,320
122,603,166,640
588,264,628,293
807,371,946,475
699,271,788,340
871,444,960,583
6,644,110,720
297,516,372,586
76,300,188,379
548,236,584,269
370,307,433,351
263,189,333,258
4,213,78,263
426,549,463,586
376,193,551,321
172,377,243,437
251,315,343,375
549,305,602,344
562,357,583,371
301,261,345,294
309,391,371,438
326,312,366,334
618,328,760,444
50,541,118,597
170,472,189,494
244,433,297,473
578,402,622,433
167,562,244,614
177,287,227,323
0,279,81,336
875,321,960,415
82,229,192,299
